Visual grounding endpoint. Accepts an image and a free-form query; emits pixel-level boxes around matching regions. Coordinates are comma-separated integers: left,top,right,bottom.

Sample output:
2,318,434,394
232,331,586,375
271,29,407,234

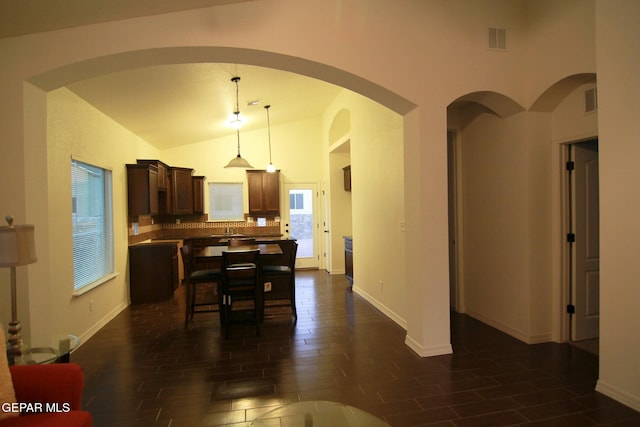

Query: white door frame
562,139,600,342
282,182,320,269
447,130,462,312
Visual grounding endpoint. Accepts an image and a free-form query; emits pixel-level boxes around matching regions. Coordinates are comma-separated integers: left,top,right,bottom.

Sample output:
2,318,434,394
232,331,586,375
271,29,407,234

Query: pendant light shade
224,77,253,168
264,104,276,173
225,129,254,168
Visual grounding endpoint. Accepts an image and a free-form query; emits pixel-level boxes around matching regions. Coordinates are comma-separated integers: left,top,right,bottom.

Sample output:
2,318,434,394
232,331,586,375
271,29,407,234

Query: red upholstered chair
1,363,92,427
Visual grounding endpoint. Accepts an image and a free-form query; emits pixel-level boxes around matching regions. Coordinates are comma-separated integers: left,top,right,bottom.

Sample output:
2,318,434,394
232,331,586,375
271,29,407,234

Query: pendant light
224,77,253,168
264,104,276,173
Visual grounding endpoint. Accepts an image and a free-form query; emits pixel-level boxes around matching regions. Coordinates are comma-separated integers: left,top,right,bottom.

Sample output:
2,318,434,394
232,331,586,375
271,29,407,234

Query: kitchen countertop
131,239,183,246
130,235,284,246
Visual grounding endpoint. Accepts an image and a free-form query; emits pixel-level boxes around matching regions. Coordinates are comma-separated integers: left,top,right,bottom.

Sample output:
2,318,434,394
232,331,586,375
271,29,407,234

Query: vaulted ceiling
3,0,343,150
66,63,342,150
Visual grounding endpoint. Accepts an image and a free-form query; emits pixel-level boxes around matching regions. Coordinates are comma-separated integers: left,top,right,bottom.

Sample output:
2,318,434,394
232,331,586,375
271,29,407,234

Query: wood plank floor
71,271,640,426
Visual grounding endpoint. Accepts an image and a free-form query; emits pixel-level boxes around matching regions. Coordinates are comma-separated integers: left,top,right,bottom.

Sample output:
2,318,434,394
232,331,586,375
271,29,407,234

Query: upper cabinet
126,164,159,216
247,170,280,216
127,160,201,218
192,176,206,214
343,165,351,192
137,160,169,191
166,167,194,215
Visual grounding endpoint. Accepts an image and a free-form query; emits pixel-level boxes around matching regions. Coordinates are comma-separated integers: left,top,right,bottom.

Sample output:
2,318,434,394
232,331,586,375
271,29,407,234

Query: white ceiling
67,63,342,150
3,0,343,150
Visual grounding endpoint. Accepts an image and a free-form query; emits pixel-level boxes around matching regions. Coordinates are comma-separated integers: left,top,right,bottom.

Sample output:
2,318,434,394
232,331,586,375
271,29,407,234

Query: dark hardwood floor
71,271,640,426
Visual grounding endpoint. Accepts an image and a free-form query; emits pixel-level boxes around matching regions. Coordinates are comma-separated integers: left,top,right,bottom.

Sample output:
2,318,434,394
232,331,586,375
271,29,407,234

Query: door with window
282,183,319,269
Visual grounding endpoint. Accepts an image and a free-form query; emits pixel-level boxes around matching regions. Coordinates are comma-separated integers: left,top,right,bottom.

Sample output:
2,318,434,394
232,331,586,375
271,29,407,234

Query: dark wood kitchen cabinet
344,236,353,286
129,243,178,304
192,176,206,214
137,160,169,190
343,165,351,191
128,160,203,217
247,170,280,216
162,167,194,215
126,164,159,217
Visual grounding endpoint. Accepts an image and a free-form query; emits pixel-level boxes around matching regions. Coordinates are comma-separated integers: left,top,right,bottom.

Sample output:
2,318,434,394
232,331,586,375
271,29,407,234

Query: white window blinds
209,182,243,221
71,159,114,291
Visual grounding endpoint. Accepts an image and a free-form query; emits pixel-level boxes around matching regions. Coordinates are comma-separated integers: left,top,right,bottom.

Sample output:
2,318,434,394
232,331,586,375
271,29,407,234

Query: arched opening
447,91,549,343
28,47,415,115
535,73,599,351
530,73,597,112
328,108,351,145
23,46,421,350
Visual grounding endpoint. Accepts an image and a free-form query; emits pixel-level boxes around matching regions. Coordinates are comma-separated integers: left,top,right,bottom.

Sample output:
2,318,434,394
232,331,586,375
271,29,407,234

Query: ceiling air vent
585,87,598,113
488,27,507,50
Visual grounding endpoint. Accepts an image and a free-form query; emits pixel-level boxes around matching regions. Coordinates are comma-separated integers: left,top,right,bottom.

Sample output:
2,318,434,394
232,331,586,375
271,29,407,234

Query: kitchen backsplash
128,215,282,244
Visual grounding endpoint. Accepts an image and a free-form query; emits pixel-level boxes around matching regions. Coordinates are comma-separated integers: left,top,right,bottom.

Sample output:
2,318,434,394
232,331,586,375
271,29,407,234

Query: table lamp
0,215,37,357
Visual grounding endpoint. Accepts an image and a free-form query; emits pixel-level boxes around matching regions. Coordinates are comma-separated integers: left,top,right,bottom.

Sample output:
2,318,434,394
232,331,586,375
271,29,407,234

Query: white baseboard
464,309,552,344
352,284,406,329
76,301,128,349
405,334,453,357
353,286,453,357
596,380,640,412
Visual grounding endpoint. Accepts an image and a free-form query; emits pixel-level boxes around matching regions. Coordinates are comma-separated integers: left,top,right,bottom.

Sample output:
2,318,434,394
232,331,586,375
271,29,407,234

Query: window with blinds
209,182,244,221
71,159,114,292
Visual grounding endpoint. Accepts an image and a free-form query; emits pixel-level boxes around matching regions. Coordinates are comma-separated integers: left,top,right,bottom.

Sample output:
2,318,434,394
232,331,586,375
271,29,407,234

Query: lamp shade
0,224,37,267
224,154,254,169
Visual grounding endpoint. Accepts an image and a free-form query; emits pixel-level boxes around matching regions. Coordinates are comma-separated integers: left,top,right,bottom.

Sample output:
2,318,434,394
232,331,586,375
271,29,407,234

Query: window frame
208,182,244,221
71,157,116,295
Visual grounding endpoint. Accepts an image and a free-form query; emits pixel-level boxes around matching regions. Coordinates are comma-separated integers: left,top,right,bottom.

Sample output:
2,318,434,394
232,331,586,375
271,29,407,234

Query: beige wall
162,116,324,218
38,87,161,343
458,110,534,339
595,0,640,410
328,149,351,274
342,91,405,325
1,0,639,410
524,0,596,104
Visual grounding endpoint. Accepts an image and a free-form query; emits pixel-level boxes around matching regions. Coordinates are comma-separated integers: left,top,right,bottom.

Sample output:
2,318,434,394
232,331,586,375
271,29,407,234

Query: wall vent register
488,27,507,50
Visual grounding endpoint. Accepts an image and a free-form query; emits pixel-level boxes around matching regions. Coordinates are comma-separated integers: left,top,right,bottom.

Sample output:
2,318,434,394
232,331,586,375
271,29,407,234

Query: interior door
282,183,320,269
572,141,600,341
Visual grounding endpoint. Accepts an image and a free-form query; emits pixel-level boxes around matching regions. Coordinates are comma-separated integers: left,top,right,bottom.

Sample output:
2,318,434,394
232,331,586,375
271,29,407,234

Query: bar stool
220,249,262,338
262,240,298,319
180,245,221,327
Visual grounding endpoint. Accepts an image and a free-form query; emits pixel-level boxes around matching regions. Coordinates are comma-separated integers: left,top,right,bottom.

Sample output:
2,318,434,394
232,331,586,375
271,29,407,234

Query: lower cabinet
344,236,353,286
129,243,178,304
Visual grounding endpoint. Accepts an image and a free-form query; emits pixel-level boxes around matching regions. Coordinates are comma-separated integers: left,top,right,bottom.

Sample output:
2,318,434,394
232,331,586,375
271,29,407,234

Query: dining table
194,243,283,262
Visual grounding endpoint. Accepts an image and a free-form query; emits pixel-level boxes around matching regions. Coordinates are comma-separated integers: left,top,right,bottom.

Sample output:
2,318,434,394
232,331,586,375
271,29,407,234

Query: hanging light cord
265,105,273,164
235,129,241,157
224,76,253,168
232,76,241,118
233,77,241,157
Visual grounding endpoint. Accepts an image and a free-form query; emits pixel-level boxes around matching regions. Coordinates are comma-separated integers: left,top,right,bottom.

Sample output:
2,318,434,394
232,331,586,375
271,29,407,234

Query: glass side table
8,334,80,366
251,401,391,427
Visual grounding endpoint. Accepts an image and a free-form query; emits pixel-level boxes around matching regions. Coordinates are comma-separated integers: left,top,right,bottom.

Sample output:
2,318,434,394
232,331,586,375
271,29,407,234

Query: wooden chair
180,245,221,327
220,249,262,338
262,239,298,319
